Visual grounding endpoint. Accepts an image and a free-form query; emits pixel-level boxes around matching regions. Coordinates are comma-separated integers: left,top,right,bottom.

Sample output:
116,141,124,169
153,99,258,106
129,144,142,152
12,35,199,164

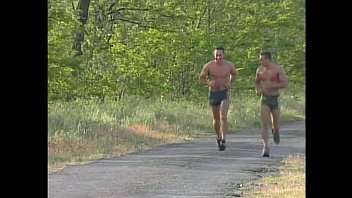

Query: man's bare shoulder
204,60,216,68
273,63,285,73
224,59,235,67
256,65,264,72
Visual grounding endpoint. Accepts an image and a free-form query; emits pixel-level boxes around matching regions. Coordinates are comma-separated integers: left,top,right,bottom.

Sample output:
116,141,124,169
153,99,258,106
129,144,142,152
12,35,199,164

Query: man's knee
220,115,227,122
261,121,270,129
213,118,220,124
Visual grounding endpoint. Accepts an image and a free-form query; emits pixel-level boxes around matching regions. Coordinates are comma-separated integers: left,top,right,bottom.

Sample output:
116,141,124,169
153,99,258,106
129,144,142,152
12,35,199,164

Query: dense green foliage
48,0,305,101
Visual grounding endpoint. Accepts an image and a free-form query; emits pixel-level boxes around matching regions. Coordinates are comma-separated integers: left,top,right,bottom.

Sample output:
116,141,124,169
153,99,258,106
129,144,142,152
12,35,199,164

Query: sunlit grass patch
241,154,305,198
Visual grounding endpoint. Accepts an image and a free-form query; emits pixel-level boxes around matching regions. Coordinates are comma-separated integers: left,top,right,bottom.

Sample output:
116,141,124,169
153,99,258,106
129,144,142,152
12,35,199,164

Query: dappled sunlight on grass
48,121,193,174
127,124,192,142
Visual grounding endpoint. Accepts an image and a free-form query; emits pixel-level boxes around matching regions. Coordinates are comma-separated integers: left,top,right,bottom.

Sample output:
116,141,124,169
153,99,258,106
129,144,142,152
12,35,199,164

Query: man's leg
211,105,221,145
217,99,230,151
271,108,280,144
261,104,271,156
220,99,230,140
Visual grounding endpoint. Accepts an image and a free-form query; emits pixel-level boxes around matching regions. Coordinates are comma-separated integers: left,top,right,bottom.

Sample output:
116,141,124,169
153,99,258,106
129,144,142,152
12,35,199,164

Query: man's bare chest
209,66,230,78
258,68,278,81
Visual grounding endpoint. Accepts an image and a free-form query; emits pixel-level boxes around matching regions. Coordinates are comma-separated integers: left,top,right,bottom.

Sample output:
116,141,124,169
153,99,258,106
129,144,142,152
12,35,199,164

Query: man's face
214,50,224,63
259,55,268,66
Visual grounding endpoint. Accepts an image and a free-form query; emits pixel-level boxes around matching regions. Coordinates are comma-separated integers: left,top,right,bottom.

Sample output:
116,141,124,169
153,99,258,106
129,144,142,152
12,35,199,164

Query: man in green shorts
255,51,288,157
199,47,237,151
261,94,280,111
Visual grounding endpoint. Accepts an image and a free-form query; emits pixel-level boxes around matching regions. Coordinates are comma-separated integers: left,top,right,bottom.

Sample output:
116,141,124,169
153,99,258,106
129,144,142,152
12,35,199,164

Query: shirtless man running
255,51,288,157
199,47,237,151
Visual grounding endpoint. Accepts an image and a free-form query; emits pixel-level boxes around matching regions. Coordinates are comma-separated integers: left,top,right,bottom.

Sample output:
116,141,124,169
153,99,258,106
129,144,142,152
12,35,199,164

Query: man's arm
272,67,288,89
224,63,236,90
199,63,210,86
229,63,237,84
255,68,262,93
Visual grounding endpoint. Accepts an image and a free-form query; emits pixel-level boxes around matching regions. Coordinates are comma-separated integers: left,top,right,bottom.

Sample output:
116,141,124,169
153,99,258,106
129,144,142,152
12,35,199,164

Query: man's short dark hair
215,46,225,52
260,51,272,60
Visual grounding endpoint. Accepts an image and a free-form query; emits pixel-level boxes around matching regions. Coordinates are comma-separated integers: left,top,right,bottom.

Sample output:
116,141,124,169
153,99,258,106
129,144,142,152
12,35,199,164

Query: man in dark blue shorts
199,47,237,151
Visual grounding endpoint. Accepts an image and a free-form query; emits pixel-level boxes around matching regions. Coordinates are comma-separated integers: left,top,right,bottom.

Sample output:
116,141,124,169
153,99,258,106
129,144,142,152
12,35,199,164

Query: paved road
48,121,305,198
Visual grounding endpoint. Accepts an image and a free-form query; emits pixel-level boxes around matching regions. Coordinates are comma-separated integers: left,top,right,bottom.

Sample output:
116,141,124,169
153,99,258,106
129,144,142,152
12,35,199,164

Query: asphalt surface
48,121,305,198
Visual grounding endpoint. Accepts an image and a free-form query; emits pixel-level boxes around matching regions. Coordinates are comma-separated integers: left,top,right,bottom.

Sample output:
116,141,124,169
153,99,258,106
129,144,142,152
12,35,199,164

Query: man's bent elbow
282,81,288,88
199,77,206,84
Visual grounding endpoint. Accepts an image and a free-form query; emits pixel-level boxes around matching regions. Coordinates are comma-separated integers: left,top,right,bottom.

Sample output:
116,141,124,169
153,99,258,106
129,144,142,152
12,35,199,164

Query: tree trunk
72,0,91,57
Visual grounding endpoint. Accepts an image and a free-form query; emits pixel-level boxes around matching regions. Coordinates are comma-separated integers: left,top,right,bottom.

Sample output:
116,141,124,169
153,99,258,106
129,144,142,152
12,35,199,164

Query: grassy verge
48,86,305,173
230,154,305,198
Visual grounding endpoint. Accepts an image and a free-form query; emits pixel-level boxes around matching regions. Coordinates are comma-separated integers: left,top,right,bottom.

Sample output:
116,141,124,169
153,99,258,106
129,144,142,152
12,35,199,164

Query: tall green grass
48,85,305,172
